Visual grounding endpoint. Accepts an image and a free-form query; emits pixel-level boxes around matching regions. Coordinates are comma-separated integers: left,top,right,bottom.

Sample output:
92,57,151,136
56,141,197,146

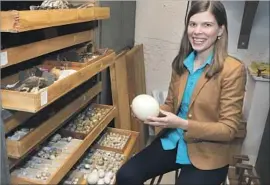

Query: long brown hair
172,1,228,78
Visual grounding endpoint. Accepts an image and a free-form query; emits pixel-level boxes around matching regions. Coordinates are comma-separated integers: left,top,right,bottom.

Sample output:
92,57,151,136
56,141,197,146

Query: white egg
106,171,114,179
98,169,105,178
97,179,104,185
131,94,160,121
104,176,111,184
87,172,99,184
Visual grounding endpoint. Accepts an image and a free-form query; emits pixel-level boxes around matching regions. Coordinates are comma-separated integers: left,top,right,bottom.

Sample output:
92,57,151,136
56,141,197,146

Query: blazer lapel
175,70,188,112
189,69,210,109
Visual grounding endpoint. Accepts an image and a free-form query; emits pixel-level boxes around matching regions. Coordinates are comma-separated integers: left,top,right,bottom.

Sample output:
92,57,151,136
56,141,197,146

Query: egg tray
95,127,131,154
61,104,113,140
67,147,125,185
10,132,83,184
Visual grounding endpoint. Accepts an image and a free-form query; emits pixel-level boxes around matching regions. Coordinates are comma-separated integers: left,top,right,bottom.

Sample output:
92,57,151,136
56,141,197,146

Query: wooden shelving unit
1,4,139,185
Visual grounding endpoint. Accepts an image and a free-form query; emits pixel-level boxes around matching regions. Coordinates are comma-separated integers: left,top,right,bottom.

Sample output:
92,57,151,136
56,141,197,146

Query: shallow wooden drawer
57,49,115,68
60,104,116,140
94,127,135,154
6,82,102,159
0,7,110,33
1,52,115,113
62,127,139,185
10,132,84,185
94,127,139,159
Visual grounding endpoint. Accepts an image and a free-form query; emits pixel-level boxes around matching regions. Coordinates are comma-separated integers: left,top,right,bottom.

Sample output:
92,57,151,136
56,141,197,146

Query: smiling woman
116,1,247,185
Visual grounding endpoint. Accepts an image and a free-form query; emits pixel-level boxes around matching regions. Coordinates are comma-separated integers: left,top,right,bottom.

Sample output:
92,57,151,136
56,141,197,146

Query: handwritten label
0,51,8,66
40,90,48,106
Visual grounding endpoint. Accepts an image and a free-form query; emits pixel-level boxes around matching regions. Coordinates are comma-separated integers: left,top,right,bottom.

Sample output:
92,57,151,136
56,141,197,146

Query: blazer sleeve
160,69,177,113
184,63,247,142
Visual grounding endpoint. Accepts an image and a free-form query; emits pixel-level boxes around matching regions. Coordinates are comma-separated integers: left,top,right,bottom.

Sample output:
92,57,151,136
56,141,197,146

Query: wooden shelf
6,82,102,159
0,7,110,33
1,52,116,112
0,30,92,68
10,105,117,184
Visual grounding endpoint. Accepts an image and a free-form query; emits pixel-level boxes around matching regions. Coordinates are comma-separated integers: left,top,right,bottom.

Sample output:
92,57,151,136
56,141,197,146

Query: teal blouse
160,51,213,164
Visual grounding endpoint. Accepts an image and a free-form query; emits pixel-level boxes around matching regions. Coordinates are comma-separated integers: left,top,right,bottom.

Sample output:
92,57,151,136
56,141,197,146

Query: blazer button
188,114,192,118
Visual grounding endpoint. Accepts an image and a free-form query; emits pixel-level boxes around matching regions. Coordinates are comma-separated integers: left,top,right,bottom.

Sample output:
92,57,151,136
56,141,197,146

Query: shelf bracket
237,1,259,49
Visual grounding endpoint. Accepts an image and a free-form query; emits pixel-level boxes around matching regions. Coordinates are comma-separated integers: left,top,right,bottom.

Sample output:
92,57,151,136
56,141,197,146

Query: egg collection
64,148,125,185
61,129,131,185
65,105,111,134
11,133,83,182
97,131,130,150
131,94,160,121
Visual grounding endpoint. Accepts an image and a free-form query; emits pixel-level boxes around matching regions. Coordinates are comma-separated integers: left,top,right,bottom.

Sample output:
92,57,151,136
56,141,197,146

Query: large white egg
131,94,160,121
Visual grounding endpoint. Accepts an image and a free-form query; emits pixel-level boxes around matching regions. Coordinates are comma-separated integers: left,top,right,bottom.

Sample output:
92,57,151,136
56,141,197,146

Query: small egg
67,137,72,142
98,169,105,178
97,179,104,185
49,155,56,160
104,176,111,184
106,171,114,179
87,172,99,184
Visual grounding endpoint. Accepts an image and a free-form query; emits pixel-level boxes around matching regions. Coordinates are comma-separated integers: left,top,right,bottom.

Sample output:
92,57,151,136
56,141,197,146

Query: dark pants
116,137,229,185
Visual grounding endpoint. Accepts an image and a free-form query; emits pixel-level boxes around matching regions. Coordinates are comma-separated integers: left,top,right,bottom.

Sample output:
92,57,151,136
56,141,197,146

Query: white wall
135,1,269,94
135,0,188,94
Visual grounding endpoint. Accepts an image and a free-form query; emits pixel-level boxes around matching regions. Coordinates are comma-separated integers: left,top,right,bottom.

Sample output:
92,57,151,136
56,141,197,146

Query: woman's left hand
144,109,189,130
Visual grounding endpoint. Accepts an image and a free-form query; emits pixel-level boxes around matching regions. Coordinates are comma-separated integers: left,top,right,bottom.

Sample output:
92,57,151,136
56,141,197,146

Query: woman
116,1,247,185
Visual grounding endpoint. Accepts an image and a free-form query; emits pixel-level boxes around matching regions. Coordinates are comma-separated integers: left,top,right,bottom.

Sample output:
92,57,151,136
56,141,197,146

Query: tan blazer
158,56,247,170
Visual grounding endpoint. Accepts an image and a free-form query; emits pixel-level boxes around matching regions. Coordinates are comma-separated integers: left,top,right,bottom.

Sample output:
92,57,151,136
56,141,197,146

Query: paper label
0,51,8,66
40,90,48,106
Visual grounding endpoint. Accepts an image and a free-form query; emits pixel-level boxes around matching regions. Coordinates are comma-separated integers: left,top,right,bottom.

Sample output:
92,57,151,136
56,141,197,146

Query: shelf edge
1,30,92,68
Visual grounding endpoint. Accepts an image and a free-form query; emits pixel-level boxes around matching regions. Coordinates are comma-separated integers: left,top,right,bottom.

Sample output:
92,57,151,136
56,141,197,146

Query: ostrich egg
131,94,160,121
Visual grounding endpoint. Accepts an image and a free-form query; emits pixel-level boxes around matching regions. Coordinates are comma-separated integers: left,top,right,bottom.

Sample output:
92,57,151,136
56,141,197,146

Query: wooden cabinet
1,5,139,185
